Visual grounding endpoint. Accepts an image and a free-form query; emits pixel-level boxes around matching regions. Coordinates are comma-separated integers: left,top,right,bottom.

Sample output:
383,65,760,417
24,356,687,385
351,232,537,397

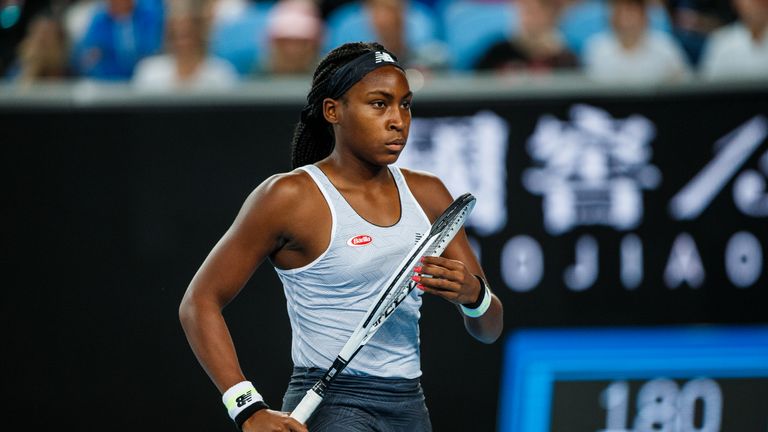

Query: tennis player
178,41,503,432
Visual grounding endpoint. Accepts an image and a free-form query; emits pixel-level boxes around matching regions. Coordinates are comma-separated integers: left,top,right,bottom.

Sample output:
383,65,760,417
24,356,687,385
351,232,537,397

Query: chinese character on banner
522,104,662,235
398,110,509,236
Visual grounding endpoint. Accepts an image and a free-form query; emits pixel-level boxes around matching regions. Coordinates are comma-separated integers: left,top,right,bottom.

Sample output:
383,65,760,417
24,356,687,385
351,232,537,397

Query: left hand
412,256,482,306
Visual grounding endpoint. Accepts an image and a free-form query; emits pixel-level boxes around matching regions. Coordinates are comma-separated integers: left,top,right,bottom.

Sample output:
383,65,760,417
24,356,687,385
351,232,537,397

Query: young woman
179,41,504,432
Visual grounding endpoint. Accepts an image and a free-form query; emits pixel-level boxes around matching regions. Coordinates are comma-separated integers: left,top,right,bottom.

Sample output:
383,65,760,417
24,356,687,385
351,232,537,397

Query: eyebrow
366,90,413,100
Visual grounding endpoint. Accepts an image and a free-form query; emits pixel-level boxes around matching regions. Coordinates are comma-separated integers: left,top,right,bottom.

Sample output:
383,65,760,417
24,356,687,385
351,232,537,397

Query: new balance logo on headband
375,51,395,64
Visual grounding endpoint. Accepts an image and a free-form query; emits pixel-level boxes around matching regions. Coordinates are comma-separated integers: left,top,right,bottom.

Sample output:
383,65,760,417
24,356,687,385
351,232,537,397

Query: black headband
300,50,403,122
326,50,403,99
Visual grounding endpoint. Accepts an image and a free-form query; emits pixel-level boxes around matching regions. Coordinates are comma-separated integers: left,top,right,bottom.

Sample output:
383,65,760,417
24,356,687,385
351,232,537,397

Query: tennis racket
289,193,477,423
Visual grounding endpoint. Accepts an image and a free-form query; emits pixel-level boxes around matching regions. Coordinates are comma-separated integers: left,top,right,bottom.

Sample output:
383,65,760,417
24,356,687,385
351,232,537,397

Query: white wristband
460,280,492,318
222,381,265,421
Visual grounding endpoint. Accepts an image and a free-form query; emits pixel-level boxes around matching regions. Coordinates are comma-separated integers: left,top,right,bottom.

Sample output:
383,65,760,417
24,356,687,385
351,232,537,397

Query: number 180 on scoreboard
498,326,768,432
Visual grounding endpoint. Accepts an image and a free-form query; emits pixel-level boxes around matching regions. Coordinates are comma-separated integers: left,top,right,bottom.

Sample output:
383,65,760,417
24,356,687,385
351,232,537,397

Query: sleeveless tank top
274,164,431,378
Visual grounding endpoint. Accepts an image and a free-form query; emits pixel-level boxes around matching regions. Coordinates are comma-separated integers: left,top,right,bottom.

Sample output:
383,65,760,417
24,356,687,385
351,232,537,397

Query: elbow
466,319,504,344
178,292,198,330
178,298,191,329
474,303,504,344
476,325,503,345
178,289,224,330
485,328,503,344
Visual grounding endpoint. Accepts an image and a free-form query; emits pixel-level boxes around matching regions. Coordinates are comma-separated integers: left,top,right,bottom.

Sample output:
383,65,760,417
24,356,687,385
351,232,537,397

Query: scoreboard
498,326,768,432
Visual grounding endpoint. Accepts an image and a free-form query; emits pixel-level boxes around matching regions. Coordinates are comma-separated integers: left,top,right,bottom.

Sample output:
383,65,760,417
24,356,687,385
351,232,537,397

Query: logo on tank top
414,232,423,245
347,234,373,247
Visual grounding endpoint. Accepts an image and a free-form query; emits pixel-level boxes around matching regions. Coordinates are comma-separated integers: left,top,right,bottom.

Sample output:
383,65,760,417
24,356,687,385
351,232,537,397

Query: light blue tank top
274,165,431,378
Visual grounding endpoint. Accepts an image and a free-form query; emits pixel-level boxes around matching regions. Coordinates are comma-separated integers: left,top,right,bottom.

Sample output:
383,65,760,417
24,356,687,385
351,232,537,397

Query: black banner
3,86,767,431
397,92,768,327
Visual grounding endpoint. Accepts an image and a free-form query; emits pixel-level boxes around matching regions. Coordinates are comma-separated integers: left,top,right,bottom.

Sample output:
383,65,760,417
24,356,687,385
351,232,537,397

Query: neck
175,51,204,79
747,22,767,42
618,31,644,50
320,150,391,187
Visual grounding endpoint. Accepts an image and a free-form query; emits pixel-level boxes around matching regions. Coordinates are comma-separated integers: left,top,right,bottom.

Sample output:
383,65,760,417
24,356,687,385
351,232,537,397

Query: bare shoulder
256,168,314,198
237,168,319,226
398,167,454,221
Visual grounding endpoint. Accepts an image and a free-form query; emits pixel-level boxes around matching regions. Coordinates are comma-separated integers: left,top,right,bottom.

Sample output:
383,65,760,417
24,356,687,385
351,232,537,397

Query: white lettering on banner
522,104,661,235
564,235,598,291
669,115,768,220
620,234,643,290
501,235,543,292
501,112,766,294
397,111,508,236
500,232,765,292
663,233,705,289
725,231,763,288
733,149,768,217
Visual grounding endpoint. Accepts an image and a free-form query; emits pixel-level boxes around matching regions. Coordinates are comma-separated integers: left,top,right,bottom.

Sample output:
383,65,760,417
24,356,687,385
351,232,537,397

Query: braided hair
290,41,387,169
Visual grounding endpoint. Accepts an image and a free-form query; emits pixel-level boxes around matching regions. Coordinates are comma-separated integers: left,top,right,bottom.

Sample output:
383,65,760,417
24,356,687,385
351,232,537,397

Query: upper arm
183,172,306,309
401,168,484,277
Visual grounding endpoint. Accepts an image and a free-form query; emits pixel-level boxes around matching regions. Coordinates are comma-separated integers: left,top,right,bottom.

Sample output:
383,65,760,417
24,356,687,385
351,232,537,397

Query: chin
383,152,402,164
369,154,400,167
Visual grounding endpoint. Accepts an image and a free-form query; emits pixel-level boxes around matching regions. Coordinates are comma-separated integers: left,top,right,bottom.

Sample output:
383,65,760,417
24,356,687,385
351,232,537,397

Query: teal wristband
460,275,492,318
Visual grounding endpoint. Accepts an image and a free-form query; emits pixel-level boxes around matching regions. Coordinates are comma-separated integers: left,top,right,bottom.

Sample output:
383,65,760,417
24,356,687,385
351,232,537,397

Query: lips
386,138,406,149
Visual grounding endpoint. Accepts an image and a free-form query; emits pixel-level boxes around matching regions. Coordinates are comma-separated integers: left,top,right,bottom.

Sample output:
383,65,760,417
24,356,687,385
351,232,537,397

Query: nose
388,107,406,132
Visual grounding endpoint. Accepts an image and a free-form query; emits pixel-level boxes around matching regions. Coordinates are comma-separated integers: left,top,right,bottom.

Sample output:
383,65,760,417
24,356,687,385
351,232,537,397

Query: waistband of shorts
289,366,423,397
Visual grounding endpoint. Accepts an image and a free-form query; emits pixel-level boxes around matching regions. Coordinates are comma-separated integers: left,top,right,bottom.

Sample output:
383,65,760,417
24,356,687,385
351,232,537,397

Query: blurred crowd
0,0,765,90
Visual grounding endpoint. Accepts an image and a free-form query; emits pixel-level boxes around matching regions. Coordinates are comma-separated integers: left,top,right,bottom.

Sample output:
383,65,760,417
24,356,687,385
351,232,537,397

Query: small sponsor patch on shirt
347,234,373,247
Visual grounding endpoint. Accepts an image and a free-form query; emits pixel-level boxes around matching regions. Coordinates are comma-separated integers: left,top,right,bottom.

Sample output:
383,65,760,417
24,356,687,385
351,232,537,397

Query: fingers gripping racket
289,193,477,423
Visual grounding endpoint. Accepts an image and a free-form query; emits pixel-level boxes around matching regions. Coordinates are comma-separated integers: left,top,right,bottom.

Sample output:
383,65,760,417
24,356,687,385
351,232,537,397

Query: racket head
356,193,476,345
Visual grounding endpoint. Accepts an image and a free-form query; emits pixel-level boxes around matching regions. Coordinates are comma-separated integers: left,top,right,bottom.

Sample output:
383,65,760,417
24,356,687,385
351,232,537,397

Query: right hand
241,409,308,432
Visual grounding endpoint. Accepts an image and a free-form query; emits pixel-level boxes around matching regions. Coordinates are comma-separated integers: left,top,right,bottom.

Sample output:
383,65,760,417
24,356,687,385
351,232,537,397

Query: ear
323,98,341,124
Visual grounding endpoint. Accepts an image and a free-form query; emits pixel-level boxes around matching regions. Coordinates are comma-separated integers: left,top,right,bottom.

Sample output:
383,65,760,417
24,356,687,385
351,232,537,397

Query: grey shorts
281,367,433,432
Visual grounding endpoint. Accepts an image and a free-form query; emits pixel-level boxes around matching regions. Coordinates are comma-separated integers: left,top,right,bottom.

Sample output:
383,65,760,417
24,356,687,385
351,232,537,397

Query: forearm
179,297,247,393
462,295,504,344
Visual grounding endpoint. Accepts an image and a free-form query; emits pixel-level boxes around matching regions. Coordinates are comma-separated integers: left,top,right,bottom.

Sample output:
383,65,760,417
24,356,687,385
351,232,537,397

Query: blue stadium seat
323,1,441,58
209,2,274,76
441,1,516,71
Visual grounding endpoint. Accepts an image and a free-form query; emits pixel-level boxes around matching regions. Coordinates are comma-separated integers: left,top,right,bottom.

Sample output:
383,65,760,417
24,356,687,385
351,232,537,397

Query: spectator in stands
663,0,737,66
71,0,164,80
367,0,407,61
8,12,71,86
63,0,102,49
325,0,449,70
260,0,324,75
474,0,579,73
365,0,449,70
558,0,675,60
699,0,768,80
132,0,238,91
583,0,691,84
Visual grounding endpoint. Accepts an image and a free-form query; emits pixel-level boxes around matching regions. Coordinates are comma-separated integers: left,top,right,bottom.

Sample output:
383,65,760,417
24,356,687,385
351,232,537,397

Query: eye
401,100,412,110
371,100,386,109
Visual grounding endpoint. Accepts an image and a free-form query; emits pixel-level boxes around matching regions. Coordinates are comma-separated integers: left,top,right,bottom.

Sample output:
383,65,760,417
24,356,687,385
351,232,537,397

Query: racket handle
289,389,323,423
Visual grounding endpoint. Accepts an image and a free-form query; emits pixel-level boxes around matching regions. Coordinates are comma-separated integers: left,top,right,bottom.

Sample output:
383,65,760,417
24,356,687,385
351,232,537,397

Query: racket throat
314,356,349,397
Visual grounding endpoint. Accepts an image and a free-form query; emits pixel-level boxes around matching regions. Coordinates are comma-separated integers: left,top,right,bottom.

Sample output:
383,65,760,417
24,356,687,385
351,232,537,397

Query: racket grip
289,389,323,423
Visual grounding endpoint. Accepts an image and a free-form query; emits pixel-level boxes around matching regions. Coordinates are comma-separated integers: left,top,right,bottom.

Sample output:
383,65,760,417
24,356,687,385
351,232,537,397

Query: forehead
348,66,411,97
